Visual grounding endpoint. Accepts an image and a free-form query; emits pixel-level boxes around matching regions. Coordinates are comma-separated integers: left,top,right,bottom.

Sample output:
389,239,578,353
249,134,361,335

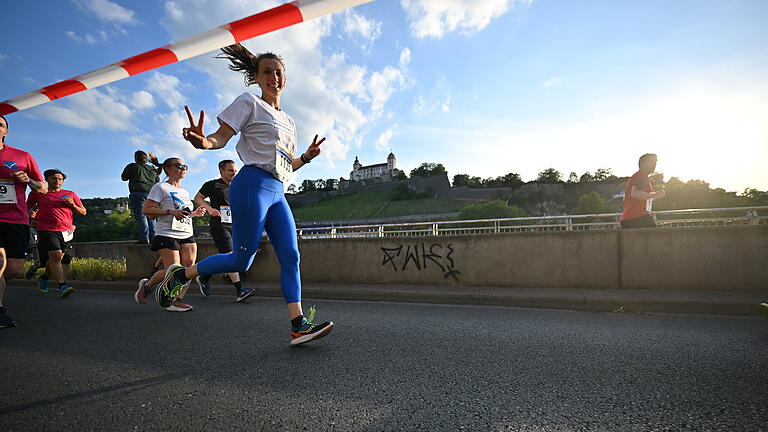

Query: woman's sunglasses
172,163,189,170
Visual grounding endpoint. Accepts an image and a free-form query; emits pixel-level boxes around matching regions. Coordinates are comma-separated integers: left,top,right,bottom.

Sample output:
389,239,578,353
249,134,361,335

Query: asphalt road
1,287,767,431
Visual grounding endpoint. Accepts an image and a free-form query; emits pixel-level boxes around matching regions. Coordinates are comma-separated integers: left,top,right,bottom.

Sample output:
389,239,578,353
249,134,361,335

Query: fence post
378,225,384,237
331,228,337,239
494,220,500,233
748,209,759,225
432,223,438,236
566,217,572,231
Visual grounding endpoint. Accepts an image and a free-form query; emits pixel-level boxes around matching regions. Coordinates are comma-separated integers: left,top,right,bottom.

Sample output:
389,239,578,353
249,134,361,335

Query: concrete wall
114,225,767,292
620,225,768,291
70,241,133,260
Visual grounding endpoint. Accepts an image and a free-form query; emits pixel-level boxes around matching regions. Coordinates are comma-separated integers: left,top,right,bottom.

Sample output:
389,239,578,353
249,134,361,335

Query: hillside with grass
291,190,468,223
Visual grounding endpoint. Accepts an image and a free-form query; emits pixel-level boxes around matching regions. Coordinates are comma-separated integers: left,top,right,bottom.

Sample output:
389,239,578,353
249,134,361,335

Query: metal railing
296,206,768,239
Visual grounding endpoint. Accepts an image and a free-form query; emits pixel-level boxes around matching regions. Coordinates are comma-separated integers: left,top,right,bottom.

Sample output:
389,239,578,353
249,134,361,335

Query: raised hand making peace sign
182,106,209,149
301,134,326,163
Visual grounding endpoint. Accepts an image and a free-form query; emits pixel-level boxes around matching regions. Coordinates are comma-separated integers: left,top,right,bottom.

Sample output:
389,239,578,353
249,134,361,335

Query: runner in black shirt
194,160,255,302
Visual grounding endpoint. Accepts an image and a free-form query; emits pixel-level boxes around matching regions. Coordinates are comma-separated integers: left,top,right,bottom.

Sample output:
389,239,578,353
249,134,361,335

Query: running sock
291,315,304,329
58,283,66,288
233,281,242,290
201,274,212,283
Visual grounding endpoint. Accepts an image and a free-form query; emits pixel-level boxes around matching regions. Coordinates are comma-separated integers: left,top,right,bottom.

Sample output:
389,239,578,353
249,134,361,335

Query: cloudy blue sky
1,0,767,198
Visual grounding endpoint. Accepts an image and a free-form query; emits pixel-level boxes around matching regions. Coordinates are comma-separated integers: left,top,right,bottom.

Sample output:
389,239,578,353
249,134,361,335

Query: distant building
349,152,397,182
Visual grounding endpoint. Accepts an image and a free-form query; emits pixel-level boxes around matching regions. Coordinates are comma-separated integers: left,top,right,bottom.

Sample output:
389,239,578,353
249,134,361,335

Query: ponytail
216,43,284,86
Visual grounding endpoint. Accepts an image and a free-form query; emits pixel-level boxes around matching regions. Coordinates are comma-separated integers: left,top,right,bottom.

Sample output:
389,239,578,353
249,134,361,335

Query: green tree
573,192,608,214
593,168,616,182
410,162,446,178
453,174,470,187
287,184,297,194
392,169,408,180
299,179,317,193
536,168,563,183
323,178,338,191
568,172,578,183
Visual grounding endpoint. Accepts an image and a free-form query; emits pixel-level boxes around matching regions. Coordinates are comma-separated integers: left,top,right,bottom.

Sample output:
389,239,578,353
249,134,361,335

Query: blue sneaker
156,264,187,308
58,284,74,298
236,287,255,303
37,275,49,293
290,305,334,346
196,276,211,296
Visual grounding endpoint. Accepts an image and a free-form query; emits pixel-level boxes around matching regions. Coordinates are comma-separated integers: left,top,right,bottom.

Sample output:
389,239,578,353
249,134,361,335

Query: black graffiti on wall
381,243,461,282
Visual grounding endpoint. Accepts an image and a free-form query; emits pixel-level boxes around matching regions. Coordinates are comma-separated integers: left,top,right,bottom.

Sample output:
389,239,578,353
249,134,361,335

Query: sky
1,0,767,198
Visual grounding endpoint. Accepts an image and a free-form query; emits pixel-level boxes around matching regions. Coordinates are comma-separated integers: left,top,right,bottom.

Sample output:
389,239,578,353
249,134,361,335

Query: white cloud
74,0,137,25
374,128,395,151
159,0,411,168
130,90,156,110
146,72,185,109
368,48,413,115
342,9,382,52
31,88,132,131
66,30,100,45
542,77,561,87
400,0,530,39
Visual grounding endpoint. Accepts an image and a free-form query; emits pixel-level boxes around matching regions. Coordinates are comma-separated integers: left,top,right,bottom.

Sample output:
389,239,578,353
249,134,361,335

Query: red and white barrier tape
0,0,374,116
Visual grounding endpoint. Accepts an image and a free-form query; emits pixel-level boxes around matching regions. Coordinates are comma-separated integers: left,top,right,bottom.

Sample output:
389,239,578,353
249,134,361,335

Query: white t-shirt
147,181,194,239
217,92,298,184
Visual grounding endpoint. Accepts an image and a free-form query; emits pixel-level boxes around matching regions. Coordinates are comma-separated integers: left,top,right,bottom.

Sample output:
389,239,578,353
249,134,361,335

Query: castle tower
351,156,362,181
387,151,396,172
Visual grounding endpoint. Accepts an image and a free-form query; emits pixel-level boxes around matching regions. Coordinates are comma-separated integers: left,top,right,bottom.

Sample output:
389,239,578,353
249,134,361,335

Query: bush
24,257,127,281
458,200,528,220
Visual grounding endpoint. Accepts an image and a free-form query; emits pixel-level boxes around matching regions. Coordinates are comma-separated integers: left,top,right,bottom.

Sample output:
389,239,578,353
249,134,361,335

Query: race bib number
171,216,194,234
646,198,653,212
220,206,232,224
62,230,74,242
0,179,17,204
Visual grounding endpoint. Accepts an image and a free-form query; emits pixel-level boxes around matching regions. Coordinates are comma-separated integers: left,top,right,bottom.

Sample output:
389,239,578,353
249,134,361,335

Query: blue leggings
196,165,300,303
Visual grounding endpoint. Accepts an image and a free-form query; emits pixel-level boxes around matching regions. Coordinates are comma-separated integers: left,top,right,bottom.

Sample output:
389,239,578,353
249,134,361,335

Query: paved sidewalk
12,278,766,316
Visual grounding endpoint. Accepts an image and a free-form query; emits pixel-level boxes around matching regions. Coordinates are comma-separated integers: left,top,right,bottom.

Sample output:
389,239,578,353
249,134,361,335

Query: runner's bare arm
12,171,47,193
193,192,220,217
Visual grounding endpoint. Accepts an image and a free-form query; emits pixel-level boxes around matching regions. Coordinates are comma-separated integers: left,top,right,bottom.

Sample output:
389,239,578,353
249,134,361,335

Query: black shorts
620,214,657,229
37,230,72,254
0,222,31,259
37,230,73,266
209,223,233,253
151,235,195,251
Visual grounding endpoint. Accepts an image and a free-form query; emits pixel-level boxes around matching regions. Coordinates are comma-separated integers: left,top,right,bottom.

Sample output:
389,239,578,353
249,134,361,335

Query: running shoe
134,278,150,305
0,306,18,329
166,300,193,312
759,302,768,320
156,264,186,308
290,305,334,346
58,284,74,298
37,275,49,293
236,287,255,303
196,275,211,296
25,265,38,280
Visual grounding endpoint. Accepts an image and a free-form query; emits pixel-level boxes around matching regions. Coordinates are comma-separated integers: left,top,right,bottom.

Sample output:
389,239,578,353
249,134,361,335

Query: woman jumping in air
159,43,333,345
